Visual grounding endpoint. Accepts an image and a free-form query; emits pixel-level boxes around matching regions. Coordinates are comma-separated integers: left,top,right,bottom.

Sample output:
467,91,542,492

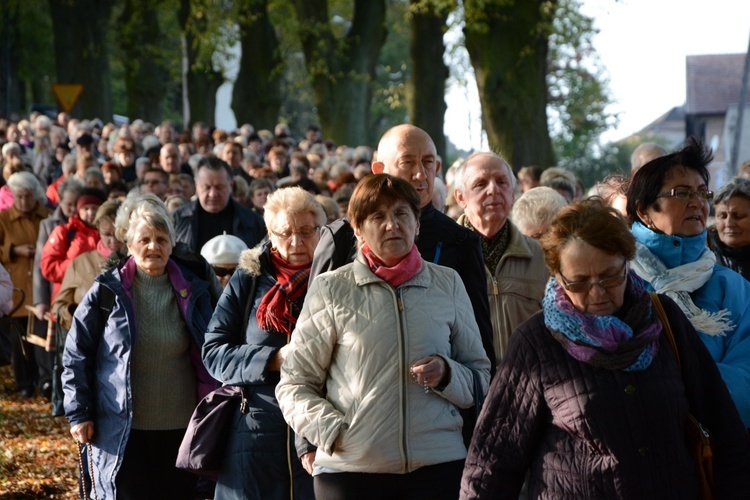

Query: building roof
686,53,749,115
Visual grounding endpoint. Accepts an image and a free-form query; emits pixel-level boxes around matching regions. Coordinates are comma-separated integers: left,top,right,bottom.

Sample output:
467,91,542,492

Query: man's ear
454,188,466,209
353,226,363,241
372,161,385,174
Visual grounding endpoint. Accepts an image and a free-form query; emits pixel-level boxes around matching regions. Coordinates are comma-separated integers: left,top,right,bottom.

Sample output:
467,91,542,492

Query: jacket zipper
396,287,408,473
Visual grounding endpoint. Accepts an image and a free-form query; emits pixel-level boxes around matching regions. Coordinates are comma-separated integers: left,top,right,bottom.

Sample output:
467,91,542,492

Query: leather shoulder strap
650,292,682,373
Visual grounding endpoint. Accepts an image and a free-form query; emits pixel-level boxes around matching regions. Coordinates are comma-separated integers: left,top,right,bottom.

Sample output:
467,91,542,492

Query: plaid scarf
256,249,311,335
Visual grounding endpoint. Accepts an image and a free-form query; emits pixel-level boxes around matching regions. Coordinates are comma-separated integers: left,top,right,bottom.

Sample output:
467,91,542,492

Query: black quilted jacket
461,294,750,499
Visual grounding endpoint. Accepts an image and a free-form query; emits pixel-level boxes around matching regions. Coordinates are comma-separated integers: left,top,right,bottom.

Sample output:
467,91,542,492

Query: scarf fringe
632,240,734,337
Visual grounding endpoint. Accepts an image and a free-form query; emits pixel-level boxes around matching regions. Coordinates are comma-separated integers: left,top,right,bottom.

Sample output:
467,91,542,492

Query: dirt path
0,364,78,498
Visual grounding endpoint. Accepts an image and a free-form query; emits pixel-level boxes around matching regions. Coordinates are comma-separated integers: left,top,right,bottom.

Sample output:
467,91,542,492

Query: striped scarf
256,249,311,335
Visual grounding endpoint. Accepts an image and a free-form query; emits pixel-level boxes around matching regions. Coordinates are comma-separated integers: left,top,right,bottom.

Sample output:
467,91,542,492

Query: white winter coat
276,256,491,474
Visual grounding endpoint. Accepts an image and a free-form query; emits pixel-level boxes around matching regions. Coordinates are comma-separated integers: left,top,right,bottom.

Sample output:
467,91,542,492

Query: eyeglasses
212,266,237,278
656,188,713,202
558,261,628,294
270,226,320,241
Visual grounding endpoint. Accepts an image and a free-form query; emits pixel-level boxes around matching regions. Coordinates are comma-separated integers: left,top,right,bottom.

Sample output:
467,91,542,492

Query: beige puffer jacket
276,256,491,474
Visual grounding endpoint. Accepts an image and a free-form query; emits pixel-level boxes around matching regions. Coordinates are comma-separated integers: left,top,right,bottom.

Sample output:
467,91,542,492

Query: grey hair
1,142,21,158
58,177,84,199
84,166,105,184
540,167,576,201
61,154,77,175
510,186,568,233
452,151,516,193
114,193,175,245
264,186,326,232
7,171,46,204
714,177,750,206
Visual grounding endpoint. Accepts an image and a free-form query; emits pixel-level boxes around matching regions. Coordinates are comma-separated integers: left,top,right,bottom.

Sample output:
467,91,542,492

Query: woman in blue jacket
62,194,218,499
627,137,750,429
201,187,323,499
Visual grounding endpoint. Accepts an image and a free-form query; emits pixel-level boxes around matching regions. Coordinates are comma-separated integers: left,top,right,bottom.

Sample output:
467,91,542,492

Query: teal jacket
632,222,750,426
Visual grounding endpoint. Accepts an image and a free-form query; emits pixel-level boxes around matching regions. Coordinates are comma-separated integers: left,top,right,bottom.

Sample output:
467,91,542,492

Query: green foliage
0,1,56,110
370,0,410,143
547,0,618,186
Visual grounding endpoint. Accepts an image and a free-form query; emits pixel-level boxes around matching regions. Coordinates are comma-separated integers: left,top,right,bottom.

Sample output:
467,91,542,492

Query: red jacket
41,215,100,299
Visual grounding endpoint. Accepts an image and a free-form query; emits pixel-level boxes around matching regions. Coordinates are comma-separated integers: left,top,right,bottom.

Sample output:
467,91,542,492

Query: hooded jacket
202,242,314,499
62,256,216,499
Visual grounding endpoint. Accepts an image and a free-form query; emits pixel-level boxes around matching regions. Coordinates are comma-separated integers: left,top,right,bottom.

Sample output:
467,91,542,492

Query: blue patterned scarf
543,271,661,371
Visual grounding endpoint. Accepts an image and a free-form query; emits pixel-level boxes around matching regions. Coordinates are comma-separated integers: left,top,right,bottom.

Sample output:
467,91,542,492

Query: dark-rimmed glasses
559,261,628,294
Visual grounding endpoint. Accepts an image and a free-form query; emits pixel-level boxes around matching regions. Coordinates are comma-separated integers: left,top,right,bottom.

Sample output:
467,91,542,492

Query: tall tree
118,0,171,123
48,0,113,119
407,0,455,161
547,0,615,182
178,0,225,127
463,0,555,168
232,0,282,131
292,0,387,147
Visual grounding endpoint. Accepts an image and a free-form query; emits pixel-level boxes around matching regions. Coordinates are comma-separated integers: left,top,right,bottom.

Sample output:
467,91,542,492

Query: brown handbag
650,292,715,499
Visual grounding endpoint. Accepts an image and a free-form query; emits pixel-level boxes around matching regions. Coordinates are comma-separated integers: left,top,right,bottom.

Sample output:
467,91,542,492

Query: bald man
311,125,495,374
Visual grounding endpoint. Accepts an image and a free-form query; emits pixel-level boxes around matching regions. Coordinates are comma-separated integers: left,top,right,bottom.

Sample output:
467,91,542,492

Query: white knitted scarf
630,242,734,336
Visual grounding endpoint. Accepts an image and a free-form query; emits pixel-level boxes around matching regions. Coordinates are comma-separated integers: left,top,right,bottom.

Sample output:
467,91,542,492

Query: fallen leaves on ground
0,364,79,498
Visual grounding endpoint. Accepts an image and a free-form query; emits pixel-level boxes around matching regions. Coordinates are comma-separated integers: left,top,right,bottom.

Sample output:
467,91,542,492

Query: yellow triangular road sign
51,84,84,113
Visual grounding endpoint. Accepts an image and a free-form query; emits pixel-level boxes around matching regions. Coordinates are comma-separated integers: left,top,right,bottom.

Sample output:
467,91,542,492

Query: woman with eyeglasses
201,186,323,499
625,137,750,430
461,198,750,499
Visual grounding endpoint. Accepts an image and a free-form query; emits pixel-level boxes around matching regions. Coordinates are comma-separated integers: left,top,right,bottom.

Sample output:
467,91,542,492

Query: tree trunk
119,0,167,124
407,0,452,162
464,0,555,169
48,0,112,120
178,0,223,127
0,2,22,118
292,0,387,147
231,0,281,131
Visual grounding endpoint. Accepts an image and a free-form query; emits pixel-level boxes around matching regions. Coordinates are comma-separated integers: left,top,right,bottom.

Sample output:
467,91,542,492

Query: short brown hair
540,197,635,275
347,174,420,229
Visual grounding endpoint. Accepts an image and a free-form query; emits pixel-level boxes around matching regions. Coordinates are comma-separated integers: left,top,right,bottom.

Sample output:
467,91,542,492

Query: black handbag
176,384,248,476
176,275,257,476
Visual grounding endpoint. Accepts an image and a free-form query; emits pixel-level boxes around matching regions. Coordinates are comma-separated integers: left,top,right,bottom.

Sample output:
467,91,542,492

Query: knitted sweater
130,269,196,430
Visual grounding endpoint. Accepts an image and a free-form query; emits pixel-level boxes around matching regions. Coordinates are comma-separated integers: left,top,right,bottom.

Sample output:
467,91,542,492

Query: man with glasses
453,152,548,363
173,156,265,253
140,168,170,201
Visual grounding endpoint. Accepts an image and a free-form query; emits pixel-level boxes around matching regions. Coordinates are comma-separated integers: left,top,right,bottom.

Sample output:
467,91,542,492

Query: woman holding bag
201,187,323,500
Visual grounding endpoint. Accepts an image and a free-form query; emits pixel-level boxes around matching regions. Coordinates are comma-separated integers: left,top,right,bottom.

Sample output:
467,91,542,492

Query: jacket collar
352,250,431,289
7,202,48,221
119,256,191,296
501,221,536,260
632,221,707,268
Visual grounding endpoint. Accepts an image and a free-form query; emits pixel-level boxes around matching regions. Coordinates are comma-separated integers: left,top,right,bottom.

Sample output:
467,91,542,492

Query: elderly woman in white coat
276,174,491,500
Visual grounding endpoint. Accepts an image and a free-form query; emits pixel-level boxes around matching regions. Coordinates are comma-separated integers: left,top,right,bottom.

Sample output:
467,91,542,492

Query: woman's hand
13,244,35,258
300,451,316,475
70,421,95,443
268,343,291,372
411,356,449,390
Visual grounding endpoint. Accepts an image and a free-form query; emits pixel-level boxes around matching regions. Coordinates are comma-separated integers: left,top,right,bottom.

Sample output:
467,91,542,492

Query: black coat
461,294,750,499
172,199,266,254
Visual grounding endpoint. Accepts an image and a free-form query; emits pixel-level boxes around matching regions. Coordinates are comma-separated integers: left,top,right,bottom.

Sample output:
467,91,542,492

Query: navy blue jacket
202,242,314,499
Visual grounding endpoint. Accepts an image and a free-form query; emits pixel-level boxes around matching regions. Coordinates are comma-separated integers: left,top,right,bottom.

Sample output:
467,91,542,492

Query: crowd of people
1,110,750,499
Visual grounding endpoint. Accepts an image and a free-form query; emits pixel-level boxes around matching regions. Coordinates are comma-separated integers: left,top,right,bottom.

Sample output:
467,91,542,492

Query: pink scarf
361,243,422,288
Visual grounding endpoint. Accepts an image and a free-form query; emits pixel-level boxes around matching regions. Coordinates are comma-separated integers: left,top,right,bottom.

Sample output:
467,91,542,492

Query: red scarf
256,249,312,335
361,243,422,288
